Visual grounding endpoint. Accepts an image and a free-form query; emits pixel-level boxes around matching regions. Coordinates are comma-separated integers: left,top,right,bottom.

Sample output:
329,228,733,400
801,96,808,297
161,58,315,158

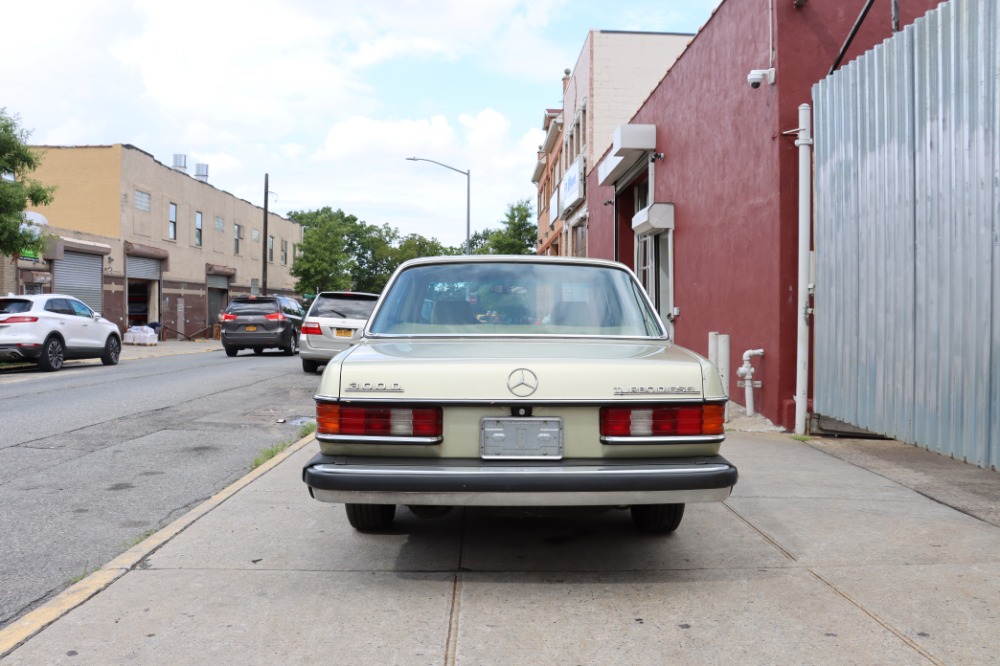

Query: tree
472,198,536,255
288,207,355,295
346,222,399,293
1,109,55,260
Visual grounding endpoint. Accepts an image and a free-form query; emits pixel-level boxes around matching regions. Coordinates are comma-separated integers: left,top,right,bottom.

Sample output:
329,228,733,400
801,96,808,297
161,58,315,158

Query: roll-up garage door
206,274,229,289
128,256,162,280
53,251,103,311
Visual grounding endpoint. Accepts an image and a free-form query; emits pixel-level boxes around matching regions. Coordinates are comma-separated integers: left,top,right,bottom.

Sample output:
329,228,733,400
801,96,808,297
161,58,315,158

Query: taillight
264,312,287,321
600,404,725,438
1,316,38,323
301,322,322,335
221,313,238,321
317,403,443,438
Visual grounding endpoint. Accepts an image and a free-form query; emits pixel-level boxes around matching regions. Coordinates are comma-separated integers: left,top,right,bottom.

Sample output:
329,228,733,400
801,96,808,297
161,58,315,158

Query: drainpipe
737,349,764,417
794,104,813,434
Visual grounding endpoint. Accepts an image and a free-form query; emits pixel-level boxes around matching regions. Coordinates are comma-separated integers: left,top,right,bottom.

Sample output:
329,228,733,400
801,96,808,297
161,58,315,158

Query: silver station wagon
302,255,736,534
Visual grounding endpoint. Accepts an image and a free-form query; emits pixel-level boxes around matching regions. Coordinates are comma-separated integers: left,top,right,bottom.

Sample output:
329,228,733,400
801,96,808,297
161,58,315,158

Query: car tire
302,358,319,373
406,505,453,519
253,347,264,355
101,335,121,366
630,503,685,534
37,336,65,372
224,345,239,357
283,331,299,356
345,504,395,532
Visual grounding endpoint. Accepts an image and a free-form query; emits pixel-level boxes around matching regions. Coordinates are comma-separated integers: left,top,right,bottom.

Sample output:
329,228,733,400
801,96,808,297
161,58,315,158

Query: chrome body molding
311,487,733,506
600,434,726,445
316,434,443,445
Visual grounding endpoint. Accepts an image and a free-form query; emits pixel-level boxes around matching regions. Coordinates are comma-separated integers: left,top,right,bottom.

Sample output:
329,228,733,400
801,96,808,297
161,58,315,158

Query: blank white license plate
480,417,563,460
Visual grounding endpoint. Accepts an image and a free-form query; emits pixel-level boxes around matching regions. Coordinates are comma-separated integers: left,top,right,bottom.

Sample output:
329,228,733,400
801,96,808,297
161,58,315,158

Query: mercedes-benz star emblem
507,368,539,397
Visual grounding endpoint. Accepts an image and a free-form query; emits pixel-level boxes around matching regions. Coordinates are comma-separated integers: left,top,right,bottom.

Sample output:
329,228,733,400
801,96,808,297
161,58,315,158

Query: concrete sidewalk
119,337,221,361
2,400,1000,663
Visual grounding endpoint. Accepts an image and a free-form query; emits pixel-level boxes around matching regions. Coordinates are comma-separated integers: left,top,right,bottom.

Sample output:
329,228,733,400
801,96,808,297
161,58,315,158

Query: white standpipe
793,103,814,435
737,349,765,416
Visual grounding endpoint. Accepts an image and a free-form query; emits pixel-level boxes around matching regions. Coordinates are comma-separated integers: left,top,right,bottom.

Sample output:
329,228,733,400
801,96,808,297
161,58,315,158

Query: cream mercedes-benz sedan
302,255,736,534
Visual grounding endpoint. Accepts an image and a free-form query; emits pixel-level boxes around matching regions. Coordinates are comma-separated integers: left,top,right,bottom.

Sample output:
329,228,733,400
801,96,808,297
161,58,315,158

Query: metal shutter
53,251,103,311
206,274,229,289
127,256,162,280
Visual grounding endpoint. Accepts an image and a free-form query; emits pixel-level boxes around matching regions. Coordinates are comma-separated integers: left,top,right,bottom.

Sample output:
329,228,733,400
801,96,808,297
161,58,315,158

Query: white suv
0,294,122,371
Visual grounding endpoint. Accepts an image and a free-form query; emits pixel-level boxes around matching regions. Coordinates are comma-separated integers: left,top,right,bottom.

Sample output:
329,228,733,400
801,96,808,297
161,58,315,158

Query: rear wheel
283,330,299,356
100,335,121,366
302,358,319,373
345,504,396,532
630,504,685,534
37,336,65,372
224,345,238,357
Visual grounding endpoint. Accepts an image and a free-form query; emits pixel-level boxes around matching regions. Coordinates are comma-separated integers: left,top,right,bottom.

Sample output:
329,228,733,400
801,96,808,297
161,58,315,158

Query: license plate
245,325,257,332
335,328,353,337
480,417,563,459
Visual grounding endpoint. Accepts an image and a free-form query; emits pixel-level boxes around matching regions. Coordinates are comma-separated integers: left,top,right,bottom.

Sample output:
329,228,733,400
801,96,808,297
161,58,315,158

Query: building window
195,211,203,246
135,190,151,212
168,203,177,240
215,216,224,232
267,236,275,262
234,223,242,255
280,239,288,265
252,229,260,243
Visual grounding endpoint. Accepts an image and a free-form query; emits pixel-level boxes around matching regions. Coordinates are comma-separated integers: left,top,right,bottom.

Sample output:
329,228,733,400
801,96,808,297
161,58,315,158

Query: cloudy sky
5,0,720,248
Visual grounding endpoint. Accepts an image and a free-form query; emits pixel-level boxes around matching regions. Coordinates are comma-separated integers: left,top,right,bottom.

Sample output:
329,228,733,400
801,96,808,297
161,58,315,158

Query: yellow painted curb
0,432,317,657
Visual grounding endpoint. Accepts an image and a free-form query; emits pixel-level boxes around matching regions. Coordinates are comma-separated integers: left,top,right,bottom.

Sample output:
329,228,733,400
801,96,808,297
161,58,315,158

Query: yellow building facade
16,144,301,339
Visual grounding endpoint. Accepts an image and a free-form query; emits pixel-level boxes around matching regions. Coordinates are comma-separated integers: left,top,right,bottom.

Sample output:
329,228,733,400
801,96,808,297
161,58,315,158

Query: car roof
314,291,379,299
394,254,630,271
0,293,82,302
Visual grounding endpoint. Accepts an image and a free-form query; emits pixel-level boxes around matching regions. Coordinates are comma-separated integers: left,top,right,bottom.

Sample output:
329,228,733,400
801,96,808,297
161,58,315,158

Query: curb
0,433,317,658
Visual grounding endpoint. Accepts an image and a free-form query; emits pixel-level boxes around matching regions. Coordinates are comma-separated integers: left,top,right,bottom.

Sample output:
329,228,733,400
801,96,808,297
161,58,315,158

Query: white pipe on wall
794,104,814,435
717,334,730,422
737,349,765,417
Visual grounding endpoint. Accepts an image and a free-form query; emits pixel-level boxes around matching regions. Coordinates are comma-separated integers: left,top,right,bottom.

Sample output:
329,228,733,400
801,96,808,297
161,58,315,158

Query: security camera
747,68,775,89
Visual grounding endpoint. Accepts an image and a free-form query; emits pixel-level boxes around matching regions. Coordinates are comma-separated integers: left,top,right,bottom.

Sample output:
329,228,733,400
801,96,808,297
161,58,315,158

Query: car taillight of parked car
264,312,287,321
600,404,725,437
0,316,39,323
316,403,443,437
221,313,239,321
301,322,322,335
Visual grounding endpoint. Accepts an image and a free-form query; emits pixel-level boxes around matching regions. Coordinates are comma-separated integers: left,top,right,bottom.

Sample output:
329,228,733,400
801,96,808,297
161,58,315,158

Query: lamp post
406,157,470,255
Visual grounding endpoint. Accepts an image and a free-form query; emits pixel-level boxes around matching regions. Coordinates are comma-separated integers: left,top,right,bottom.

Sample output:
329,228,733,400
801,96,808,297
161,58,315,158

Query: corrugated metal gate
812,0,999,468
127,256,162,280
53,251,103,312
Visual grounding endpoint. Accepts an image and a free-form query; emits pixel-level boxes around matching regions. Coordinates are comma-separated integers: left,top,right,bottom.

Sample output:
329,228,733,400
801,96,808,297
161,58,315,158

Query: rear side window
309,294,378,319
0,299,32,314
45,299,76,316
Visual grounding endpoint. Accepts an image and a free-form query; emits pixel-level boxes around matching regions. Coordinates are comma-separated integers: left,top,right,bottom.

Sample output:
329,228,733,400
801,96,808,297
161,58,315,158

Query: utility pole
262,173,268,295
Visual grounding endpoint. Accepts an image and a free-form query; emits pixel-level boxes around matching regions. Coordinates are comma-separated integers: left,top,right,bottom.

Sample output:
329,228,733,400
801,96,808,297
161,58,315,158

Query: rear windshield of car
0,299,32,314
226,299,279,315
308,294,378,319
368,262,665,337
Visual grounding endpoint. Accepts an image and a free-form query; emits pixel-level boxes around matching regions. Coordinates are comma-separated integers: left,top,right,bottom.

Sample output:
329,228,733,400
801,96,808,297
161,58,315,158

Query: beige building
533,30,692,256
14,144,300,339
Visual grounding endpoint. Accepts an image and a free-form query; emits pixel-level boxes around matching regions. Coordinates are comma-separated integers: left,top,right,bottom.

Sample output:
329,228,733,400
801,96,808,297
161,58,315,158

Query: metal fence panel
813,0,998,468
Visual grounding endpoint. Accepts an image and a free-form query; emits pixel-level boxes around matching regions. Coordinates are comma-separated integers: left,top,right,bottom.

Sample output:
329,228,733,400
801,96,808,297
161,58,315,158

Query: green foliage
0,108,55,259
288,207,356,295
472,199,535,255
291,207,455,294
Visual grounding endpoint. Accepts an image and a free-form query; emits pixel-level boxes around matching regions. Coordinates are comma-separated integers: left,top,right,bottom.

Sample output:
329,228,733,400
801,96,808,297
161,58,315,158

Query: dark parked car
220,295,303,357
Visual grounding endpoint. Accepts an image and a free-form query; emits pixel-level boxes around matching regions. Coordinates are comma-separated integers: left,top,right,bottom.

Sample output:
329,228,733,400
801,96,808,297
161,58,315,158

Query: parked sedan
0,294,122,371
220,295,303,357
300,291,379,373
302,256,737,534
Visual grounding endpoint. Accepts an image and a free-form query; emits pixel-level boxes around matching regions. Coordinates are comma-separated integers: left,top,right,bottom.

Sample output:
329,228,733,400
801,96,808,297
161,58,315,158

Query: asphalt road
0,349,320,630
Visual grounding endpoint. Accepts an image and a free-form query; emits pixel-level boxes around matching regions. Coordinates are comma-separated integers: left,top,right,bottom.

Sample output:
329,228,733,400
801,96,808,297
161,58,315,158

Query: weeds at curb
67,563,93,585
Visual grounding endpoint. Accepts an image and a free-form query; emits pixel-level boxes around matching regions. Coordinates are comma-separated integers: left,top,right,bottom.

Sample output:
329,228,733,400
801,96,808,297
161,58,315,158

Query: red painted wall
588,0,944,428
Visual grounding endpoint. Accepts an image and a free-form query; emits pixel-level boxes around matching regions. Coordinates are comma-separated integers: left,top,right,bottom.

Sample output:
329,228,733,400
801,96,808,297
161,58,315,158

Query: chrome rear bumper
303,454,737,506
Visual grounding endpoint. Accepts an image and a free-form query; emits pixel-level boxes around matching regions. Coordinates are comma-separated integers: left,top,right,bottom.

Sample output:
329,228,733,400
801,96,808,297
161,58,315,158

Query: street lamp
406,157,470,255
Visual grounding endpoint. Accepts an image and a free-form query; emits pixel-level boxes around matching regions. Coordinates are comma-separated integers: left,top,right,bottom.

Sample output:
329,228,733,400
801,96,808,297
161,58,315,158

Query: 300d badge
346,382,404,393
